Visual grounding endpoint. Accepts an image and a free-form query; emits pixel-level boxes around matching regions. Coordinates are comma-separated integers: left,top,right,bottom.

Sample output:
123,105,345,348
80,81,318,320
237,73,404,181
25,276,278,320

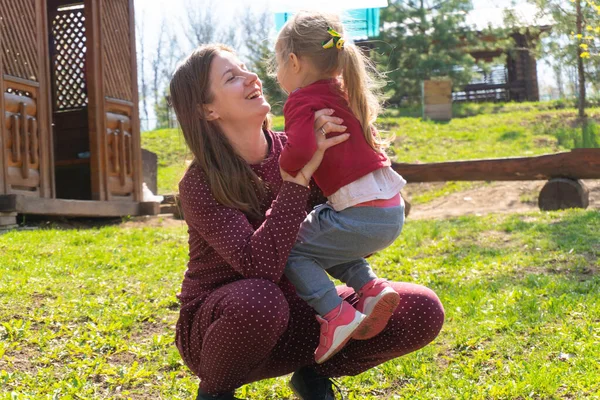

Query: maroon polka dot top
177,130,326,306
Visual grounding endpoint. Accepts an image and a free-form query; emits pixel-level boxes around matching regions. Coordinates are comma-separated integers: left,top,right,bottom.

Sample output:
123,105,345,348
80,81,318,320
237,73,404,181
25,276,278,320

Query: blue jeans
284,202,405,316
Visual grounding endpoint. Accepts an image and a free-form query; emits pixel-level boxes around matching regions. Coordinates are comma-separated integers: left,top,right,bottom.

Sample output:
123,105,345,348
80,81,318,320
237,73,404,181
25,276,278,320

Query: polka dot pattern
174,131,445,395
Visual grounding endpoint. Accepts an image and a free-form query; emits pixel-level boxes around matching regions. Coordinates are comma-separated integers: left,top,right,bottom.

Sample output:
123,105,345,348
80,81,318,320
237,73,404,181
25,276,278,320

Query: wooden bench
393,149,600,211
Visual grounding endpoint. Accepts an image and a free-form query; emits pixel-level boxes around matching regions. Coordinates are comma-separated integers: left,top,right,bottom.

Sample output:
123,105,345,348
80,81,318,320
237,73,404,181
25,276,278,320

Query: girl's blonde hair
170,44,270,218
276,11,390,152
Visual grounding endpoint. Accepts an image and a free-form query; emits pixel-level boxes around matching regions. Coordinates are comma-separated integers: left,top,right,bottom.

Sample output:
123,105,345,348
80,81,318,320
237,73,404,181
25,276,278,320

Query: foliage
240,10,287,115
530,0,600,98
153,91,177,130
581,0,600,58
149,21,182,130
1,210,599,398
372,0,507,105
536,119,600,148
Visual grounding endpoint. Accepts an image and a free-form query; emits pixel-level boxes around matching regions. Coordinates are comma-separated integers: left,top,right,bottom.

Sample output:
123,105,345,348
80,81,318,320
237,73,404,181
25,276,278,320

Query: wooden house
0,0,157,227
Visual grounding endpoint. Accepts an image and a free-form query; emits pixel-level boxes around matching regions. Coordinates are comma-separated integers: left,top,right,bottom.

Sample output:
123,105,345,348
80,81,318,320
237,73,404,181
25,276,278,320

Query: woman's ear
197,103,219,121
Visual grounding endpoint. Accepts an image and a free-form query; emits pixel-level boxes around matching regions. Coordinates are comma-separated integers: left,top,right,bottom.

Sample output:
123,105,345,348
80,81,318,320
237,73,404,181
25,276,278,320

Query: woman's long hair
276,11,390,152
170,44,270,217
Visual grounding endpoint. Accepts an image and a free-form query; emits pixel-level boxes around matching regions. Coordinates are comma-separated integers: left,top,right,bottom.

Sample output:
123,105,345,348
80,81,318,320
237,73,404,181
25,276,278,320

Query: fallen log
392,149,600,183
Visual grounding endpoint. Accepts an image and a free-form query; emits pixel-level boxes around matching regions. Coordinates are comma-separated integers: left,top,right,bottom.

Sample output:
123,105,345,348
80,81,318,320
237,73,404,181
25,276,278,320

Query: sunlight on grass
143,107,600,202
1,210,598,398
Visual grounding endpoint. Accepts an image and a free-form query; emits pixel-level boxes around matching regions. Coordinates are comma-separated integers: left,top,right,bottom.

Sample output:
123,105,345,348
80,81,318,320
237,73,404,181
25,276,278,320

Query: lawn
142,103,600,204
1,210,599,399
2,103,599,398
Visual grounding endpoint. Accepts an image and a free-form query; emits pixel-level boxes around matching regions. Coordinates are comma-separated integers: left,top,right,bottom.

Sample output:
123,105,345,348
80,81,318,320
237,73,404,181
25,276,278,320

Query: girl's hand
280,109,349,187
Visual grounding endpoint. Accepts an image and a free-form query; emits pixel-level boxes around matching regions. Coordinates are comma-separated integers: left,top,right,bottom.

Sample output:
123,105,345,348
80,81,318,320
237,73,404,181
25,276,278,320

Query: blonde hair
276,11,390,152
170,44,271,218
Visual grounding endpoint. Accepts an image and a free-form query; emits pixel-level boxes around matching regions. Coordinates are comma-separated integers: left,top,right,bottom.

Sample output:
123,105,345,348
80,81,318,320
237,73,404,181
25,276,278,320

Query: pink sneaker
353,279,400,340
314,301,365,364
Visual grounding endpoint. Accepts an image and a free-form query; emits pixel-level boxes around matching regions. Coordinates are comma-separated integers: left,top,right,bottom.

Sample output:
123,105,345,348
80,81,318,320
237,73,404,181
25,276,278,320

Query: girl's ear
289,53,301,73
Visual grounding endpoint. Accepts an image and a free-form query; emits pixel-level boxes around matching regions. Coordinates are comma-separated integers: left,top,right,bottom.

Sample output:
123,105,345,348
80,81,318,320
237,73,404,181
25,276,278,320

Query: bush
553,121,599,149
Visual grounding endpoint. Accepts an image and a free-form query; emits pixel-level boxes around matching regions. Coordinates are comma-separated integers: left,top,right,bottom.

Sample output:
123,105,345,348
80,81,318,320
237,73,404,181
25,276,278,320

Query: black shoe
197,388,243,400
289,366,342,400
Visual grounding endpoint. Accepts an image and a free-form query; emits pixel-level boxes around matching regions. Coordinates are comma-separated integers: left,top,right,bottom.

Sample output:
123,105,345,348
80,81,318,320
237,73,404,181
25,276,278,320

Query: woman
169,44,444,400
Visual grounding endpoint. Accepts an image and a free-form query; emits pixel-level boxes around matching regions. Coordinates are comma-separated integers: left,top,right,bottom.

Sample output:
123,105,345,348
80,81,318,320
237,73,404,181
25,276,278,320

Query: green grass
141,129,189,194
142,106,600,204
1,210,599,398
381,99,600,119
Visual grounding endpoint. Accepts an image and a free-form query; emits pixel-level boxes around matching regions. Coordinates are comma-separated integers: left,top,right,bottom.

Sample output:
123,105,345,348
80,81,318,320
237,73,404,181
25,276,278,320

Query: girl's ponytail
340,43,390,152
276,11,392,153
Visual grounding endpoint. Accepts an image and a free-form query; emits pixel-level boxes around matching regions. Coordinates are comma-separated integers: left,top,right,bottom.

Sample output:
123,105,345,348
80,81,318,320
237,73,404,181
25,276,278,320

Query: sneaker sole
315,313,364,364
352,291,400,340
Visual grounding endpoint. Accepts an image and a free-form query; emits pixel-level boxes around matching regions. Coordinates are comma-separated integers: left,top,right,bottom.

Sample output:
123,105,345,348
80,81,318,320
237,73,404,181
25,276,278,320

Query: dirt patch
8,180,600,231
120,215,187,229
129,321,172,343
519,265,598,281
406,180,600,220
0,347,41,375
107,350,145,366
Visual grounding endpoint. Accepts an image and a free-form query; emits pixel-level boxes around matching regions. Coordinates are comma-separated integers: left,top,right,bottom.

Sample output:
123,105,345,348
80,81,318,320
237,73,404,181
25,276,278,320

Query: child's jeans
284,200,405,316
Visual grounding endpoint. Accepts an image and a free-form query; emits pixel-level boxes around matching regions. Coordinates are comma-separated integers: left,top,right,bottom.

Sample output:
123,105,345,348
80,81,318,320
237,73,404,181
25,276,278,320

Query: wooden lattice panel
50,7,88,110
0,0,39,81
102,0,133,101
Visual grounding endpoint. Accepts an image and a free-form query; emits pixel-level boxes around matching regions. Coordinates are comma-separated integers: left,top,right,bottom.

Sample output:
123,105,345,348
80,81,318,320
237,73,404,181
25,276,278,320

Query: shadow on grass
15,215,127,230
498,131,524,141
501,211,600,254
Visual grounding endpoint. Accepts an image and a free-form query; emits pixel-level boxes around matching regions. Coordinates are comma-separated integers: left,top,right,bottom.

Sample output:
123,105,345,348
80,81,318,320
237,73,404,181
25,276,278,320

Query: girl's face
204,51,270,125
275,42,305,94
276,51,294,94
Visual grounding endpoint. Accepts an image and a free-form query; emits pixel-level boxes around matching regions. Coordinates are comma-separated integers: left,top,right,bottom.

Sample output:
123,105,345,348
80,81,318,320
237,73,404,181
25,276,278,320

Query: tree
184,0,217,48
240,9,286,114
184,0,240,51
373,0,493,105
582,0,600,58
531,0,599,118
150,19,181,129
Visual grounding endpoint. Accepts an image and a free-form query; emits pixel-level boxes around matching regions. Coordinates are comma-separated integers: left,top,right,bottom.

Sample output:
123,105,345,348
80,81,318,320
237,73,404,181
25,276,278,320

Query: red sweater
279,79,390,196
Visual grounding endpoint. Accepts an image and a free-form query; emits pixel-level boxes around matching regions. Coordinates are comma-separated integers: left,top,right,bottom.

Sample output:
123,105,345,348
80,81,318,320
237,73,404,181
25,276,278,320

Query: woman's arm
280,109,349,187
180,110,348,283
179,173,310,283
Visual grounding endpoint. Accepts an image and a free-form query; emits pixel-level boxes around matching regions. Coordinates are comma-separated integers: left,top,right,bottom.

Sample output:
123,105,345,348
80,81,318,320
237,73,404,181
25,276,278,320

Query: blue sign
275,8,381,40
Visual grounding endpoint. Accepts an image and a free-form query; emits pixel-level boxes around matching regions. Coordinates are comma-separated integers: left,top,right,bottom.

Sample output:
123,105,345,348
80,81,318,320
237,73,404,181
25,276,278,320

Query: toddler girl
276,11,408,364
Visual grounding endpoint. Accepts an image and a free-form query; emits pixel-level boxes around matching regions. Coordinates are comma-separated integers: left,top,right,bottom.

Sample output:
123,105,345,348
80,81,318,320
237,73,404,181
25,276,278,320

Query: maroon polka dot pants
178,278,444,395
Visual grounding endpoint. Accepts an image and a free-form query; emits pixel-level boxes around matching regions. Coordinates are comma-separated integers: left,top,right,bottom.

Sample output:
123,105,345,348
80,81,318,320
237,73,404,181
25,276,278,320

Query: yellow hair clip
322,27,344,50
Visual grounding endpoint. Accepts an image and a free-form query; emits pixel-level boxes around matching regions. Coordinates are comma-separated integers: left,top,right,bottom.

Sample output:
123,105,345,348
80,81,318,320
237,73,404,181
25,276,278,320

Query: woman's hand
281,109,349,187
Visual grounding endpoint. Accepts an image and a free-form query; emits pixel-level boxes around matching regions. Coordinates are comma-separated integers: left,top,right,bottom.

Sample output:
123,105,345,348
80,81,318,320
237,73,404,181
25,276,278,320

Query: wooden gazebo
453,27,553,103
0,0,156,227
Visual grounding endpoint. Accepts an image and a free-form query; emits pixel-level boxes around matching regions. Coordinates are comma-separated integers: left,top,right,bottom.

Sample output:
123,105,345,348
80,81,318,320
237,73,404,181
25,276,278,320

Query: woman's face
204,51,270,124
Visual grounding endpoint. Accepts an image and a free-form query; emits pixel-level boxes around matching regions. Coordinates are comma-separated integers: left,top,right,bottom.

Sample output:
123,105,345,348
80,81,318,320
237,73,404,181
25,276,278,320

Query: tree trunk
576,0,586,120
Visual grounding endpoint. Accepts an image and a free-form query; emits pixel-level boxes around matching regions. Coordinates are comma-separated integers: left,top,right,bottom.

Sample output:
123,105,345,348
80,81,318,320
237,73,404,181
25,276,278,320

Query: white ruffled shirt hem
327,166,407,211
